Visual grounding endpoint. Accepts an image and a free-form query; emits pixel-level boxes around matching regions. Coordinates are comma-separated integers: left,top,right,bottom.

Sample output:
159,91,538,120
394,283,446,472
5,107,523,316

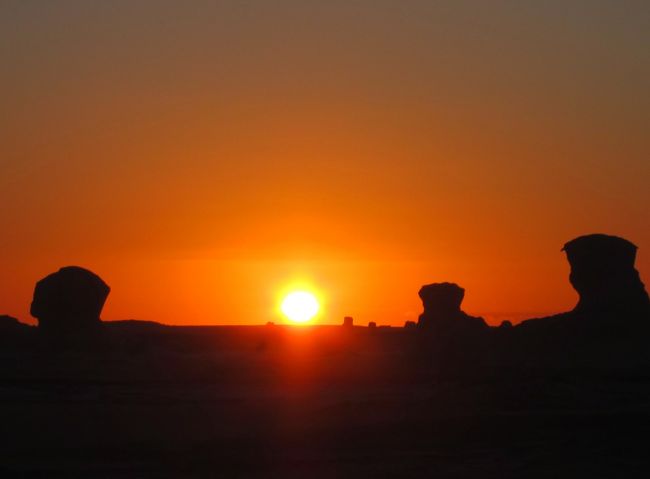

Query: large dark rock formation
517,234,649,341
417,282,487,333
563,234,649,317
30,266,110,333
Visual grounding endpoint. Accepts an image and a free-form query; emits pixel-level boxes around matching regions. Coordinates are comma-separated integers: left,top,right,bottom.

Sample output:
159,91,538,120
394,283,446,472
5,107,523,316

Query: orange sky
1,1,649,326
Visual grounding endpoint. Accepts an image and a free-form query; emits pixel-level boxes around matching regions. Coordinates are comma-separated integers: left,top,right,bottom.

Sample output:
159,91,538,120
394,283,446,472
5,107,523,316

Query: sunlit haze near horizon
1,1,648,326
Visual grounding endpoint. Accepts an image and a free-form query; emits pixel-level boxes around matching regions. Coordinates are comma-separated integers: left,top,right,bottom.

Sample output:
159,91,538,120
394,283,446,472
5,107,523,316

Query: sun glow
281,291,320,324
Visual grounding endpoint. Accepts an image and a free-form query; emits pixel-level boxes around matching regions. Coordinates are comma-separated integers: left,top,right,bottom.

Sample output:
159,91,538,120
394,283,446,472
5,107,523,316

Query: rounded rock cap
418,282,466,313
30,266,110,331
562,234,637,269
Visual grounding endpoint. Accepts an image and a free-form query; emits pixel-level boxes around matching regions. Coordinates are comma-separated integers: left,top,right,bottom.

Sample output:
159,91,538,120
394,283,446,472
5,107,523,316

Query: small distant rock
404,321,417,330
30,266,110,333
368,321,377,329
343,316,354,327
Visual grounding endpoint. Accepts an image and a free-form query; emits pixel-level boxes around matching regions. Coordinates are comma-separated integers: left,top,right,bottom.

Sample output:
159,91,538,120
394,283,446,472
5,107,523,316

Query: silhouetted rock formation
343,316,354,328
417,283,487,333
563,234,650,317
30,266,110,333
517,234,649,343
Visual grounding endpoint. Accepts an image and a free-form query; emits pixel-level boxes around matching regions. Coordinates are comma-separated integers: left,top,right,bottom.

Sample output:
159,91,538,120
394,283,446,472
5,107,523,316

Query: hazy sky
1,1,649,326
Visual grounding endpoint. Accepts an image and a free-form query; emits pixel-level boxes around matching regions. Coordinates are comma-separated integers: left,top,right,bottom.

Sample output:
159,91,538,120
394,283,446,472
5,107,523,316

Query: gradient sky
1,0,648,326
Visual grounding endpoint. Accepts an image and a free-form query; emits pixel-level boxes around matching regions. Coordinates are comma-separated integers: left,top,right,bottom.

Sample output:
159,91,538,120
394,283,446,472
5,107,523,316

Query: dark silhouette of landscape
1,234,649,477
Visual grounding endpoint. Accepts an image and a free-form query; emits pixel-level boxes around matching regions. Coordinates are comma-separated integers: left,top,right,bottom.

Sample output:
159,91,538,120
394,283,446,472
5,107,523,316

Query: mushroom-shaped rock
30,266,110,332
417,282,487,332
418,283,465,320
563,234,649,316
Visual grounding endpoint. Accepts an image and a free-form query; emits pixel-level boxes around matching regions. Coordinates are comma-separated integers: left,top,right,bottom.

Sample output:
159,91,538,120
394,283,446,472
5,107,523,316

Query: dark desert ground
3,324,650,478
2,234,650,478
3,2,649,477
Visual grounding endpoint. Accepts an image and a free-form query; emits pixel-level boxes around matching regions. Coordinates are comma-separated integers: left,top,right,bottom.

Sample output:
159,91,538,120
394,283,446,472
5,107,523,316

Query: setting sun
281,291,320,324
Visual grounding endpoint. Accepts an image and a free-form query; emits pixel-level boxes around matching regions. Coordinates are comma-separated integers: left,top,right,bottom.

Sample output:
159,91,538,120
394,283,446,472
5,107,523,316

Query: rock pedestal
30,266,110,333
0,315,28,332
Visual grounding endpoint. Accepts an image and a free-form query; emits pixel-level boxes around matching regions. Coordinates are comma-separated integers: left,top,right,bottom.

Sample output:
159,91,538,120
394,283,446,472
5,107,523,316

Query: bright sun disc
281,291,319,323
